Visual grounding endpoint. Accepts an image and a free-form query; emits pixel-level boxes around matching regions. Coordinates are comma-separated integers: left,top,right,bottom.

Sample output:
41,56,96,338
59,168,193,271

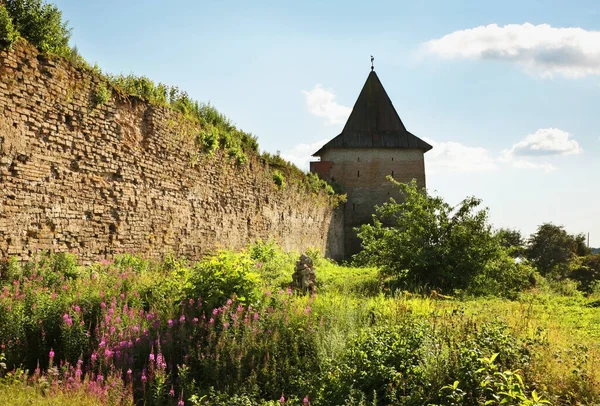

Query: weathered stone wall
0,43,344,263
316,148,426,256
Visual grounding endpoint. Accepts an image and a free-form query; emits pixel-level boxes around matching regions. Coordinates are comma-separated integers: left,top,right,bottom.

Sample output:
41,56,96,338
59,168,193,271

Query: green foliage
187,251,262,310
94,83,111,106
0,5,18,48
4,0,72,57
469,251,535,299
2,245,599,404
324,321,431,405
570,254,600,293
355,178,501,294
496,228,525,258
526,223,591,278
272,170,285,188
305,172,335,195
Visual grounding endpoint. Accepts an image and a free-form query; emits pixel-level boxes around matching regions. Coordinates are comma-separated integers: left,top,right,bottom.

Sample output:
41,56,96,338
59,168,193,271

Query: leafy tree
495,228,525,258
0,5,18,48
4,0,71,56
569,254,600,293
526,223,591,278
355,178,500,292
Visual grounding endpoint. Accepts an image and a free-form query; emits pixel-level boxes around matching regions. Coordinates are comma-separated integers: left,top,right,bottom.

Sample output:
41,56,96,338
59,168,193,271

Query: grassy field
0,245,598,405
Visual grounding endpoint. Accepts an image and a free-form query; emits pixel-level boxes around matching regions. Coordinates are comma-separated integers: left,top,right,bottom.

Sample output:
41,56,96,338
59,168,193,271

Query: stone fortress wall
0,43,344,263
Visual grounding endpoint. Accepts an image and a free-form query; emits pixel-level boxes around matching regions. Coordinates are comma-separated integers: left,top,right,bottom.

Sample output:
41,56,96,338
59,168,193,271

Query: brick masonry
314,148,426,256
0,43,344,263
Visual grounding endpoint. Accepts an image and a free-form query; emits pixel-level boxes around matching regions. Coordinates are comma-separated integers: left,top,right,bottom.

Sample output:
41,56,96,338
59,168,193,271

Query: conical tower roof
312,70,432,156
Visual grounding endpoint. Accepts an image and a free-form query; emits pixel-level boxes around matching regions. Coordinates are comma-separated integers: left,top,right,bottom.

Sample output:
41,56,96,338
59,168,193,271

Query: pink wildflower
49,349,54,359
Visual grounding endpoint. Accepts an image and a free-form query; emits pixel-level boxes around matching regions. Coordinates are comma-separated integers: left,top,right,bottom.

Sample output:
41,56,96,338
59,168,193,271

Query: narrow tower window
357,170,360,178
352,203,356,211
392,157,394,161
391,170,394,177
357,157,360,162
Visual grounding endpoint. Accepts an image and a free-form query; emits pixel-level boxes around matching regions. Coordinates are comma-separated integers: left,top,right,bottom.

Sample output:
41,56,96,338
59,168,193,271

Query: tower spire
370,55,374,71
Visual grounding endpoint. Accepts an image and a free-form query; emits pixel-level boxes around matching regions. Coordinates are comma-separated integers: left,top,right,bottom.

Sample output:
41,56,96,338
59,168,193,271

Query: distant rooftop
312,70,432,156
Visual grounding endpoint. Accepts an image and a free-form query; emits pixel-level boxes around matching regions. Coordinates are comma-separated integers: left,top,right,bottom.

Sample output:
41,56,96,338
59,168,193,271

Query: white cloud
501,156,556,172
302,85,352,124
424,23,600,78
505,128,582,157
423,138,498,173
280,138,329,172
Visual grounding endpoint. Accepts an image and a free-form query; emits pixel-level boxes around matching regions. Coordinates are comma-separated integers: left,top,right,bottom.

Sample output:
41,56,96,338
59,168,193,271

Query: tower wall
314,148,426,257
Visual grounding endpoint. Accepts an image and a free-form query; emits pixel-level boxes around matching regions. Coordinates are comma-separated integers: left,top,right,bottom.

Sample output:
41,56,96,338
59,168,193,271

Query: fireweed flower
169,388,175,397
179,315,185,323
280,394,285,404
227,299,233,305
168,319,174,328
49,349,55,359
192,317,199,324
149,353,155,362
304,396,310,405
178,400,184,406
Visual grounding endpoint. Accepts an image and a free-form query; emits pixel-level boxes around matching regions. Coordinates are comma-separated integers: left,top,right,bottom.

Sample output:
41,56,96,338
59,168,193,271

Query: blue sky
54,0,600,246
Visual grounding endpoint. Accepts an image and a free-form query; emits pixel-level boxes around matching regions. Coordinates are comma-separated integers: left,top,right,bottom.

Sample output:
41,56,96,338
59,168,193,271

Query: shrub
468,251,534,298
0,5,18,48
272,170,285,188
323,320,431,405
4,0,72,57
187,251,262,311
94,83,111,105
355,178,500,293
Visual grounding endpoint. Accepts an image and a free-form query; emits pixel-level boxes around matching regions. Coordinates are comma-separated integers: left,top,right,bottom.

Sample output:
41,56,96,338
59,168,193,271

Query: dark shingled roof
312,70,432,156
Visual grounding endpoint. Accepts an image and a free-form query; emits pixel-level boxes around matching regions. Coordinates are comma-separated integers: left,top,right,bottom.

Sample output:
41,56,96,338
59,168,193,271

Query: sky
53,0,600,246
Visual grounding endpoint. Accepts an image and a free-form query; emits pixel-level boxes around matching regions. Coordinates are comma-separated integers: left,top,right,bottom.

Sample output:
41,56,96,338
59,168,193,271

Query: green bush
324,320,431,405
569,254,600,293
0,5,18,48
272,170,285,188
187,251,262,311
355,178,501,293
468,251,534,298
94,83,111,105
4,0,72,57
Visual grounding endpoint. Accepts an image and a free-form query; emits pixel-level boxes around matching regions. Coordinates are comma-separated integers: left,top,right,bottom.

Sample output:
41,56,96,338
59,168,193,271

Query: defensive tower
310,68,432,257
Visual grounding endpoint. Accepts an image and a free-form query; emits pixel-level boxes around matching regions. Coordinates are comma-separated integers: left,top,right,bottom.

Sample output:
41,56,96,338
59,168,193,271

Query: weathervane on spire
371,55,374,71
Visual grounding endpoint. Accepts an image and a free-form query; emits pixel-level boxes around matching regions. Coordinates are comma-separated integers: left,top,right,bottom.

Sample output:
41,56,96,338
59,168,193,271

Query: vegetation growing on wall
0,0,338,198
